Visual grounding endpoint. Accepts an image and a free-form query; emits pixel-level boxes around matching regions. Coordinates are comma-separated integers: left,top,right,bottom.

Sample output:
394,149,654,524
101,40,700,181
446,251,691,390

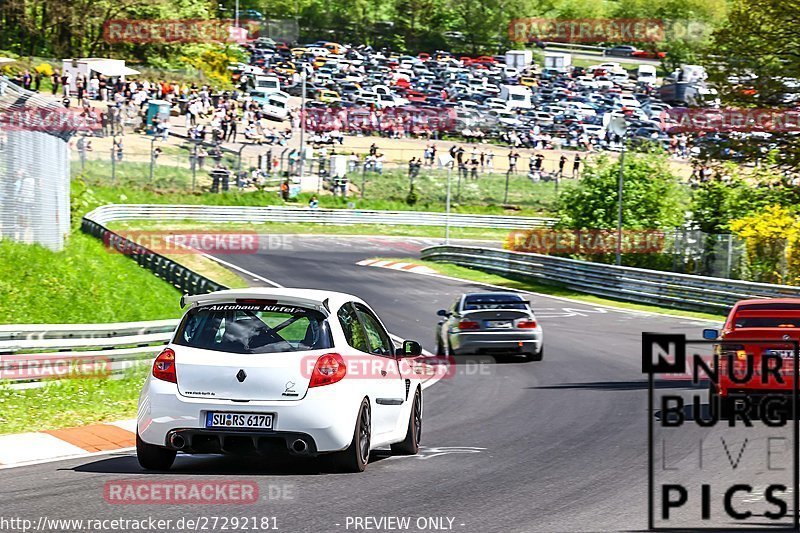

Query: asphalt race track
1,235,789,532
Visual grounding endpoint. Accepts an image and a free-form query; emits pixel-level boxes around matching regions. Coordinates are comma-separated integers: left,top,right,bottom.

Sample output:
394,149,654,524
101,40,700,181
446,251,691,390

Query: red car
706,298,800,416
631,50,667,59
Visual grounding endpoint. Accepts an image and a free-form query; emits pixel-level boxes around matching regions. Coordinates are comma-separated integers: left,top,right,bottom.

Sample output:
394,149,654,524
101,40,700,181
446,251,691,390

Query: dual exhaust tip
169,433,186,449
168,433,309,454
291,438,309,454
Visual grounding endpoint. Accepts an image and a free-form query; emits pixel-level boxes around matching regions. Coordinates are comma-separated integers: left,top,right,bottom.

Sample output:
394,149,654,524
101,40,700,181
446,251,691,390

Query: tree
557,151,685,231
704,0,800,170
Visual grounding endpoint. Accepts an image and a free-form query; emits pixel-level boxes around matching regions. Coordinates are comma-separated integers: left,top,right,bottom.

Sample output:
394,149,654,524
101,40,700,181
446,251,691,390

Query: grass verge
74,167,557,217
371,257,727,322
0,366,148,435
0,234,184,323
106,220,511,241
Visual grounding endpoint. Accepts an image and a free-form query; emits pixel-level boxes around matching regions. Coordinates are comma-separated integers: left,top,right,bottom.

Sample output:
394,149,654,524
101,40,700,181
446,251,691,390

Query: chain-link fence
0,78,72,250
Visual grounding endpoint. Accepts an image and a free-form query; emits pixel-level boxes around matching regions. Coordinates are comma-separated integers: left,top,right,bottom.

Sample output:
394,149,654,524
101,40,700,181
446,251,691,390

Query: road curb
0,419,136,469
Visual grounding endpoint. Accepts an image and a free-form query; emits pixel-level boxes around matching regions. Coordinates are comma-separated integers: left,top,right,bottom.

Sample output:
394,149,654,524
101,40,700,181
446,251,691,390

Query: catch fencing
0,78,72,250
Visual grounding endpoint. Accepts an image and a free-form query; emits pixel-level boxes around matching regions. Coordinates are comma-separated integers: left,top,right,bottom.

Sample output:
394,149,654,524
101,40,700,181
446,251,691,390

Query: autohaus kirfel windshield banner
642,332,800,530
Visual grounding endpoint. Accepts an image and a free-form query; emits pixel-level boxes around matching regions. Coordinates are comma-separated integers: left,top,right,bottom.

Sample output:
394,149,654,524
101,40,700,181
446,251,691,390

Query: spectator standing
572,154,581,178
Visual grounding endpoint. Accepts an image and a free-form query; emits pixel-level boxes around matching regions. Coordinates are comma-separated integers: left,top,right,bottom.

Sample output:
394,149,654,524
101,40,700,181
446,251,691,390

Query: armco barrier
83,204,558,230
420,245,800,314
0,327,178,387
81,216,227,297
0,319,179,341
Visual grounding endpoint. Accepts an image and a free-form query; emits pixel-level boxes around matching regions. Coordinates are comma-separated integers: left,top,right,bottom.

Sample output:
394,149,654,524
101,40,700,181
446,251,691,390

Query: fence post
361,164,366,199
726,233,733,279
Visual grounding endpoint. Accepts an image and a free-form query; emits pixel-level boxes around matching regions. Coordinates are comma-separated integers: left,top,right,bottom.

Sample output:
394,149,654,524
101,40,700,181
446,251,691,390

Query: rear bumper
165,428,320,456
137,378,361,453
449,331,542,356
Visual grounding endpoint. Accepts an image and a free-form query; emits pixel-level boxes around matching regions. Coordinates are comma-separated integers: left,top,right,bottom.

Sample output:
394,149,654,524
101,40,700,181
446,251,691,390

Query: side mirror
436,309,449,317
702,328,719,340
396,340,422,357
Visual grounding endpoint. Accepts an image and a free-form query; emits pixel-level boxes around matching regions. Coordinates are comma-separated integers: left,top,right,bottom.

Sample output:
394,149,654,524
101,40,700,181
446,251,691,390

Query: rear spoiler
181,292,330,316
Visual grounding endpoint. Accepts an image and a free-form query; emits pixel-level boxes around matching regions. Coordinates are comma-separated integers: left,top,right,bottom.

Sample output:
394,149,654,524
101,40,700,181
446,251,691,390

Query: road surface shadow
67,449,394,476
528,380,701,391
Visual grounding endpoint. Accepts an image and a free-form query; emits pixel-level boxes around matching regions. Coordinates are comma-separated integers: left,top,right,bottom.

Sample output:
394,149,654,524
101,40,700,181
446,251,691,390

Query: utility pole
615,139,626,266
298,68,306,179
445,166,452,244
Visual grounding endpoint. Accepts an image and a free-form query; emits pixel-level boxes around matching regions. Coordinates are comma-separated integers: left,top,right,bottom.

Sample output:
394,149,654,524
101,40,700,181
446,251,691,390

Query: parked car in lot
604,45,639,57
436,292,543,360
137,288,424,473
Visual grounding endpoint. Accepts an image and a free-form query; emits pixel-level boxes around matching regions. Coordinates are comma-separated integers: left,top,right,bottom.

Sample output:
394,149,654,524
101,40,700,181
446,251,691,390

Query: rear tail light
153,348,177,383
516,320,537,329
309,353,347,388
457,320,480,330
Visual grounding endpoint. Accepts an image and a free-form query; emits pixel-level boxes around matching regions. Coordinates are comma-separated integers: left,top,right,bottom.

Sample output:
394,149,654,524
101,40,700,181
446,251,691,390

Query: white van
499,84,531,109
254,75,280,94
637,65,657,85
262,91,290,121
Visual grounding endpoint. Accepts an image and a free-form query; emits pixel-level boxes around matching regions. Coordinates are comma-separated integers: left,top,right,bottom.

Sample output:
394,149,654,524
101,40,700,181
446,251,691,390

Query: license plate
205,412,273,429
766,350,796,358
485,320,512,329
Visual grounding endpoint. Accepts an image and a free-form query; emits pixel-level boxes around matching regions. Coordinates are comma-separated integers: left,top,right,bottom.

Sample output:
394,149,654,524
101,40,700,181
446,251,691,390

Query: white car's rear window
175,304,333,354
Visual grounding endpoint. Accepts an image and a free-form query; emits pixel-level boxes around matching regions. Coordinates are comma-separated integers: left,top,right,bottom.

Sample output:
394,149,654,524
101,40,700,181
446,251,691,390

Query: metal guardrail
420,245,800,314
0,321,181,387
81,215,228,297
0,319,179,341
84,204,558,230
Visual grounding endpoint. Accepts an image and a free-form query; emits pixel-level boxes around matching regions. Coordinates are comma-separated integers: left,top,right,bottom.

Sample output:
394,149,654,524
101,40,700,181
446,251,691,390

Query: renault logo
236,369,247,382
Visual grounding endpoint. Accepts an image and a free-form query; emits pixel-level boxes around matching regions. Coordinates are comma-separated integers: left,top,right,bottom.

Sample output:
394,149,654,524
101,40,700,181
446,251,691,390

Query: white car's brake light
309,353,347,388
153,348,177,383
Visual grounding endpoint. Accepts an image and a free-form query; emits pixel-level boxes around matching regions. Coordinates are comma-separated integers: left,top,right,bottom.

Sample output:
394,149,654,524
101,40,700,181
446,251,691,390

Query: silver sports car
435,292,543,360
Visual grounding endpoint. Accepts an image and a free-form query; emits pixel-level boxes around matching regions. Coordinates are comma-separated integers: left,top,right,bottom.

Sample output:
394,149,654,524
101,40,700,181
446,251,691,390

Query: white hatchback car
137,288,424,473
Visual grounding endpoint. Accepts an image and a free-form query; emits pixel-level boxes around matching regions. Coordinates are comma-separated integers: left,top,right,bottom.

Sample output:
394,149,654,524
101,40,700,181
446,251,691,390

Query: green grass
0,366,148,435
377,257,727,322
107,220,511,241
74,163,558,217
0,234,184,324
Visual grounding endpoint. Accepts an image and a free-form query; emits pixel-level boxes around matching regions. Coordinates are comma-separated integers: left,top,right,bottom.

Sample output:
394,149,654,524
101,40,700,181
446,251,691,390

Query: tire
136,433,176,471
527,346,543,362
436,337,445,356
391,389,422,455
332,398,371,473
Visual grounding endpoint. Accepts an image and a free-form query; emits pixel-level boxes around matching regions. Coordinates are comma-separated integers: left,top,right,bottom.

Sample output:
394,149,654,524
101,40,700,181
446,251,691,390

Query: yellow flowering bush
34,63,54,77
729,205,800,284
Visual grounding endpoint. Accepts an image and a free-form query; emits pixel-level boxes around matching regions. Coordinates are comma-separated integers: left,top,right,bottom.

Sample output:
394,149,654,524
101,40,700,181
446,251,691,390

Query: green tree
557,151,685,231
